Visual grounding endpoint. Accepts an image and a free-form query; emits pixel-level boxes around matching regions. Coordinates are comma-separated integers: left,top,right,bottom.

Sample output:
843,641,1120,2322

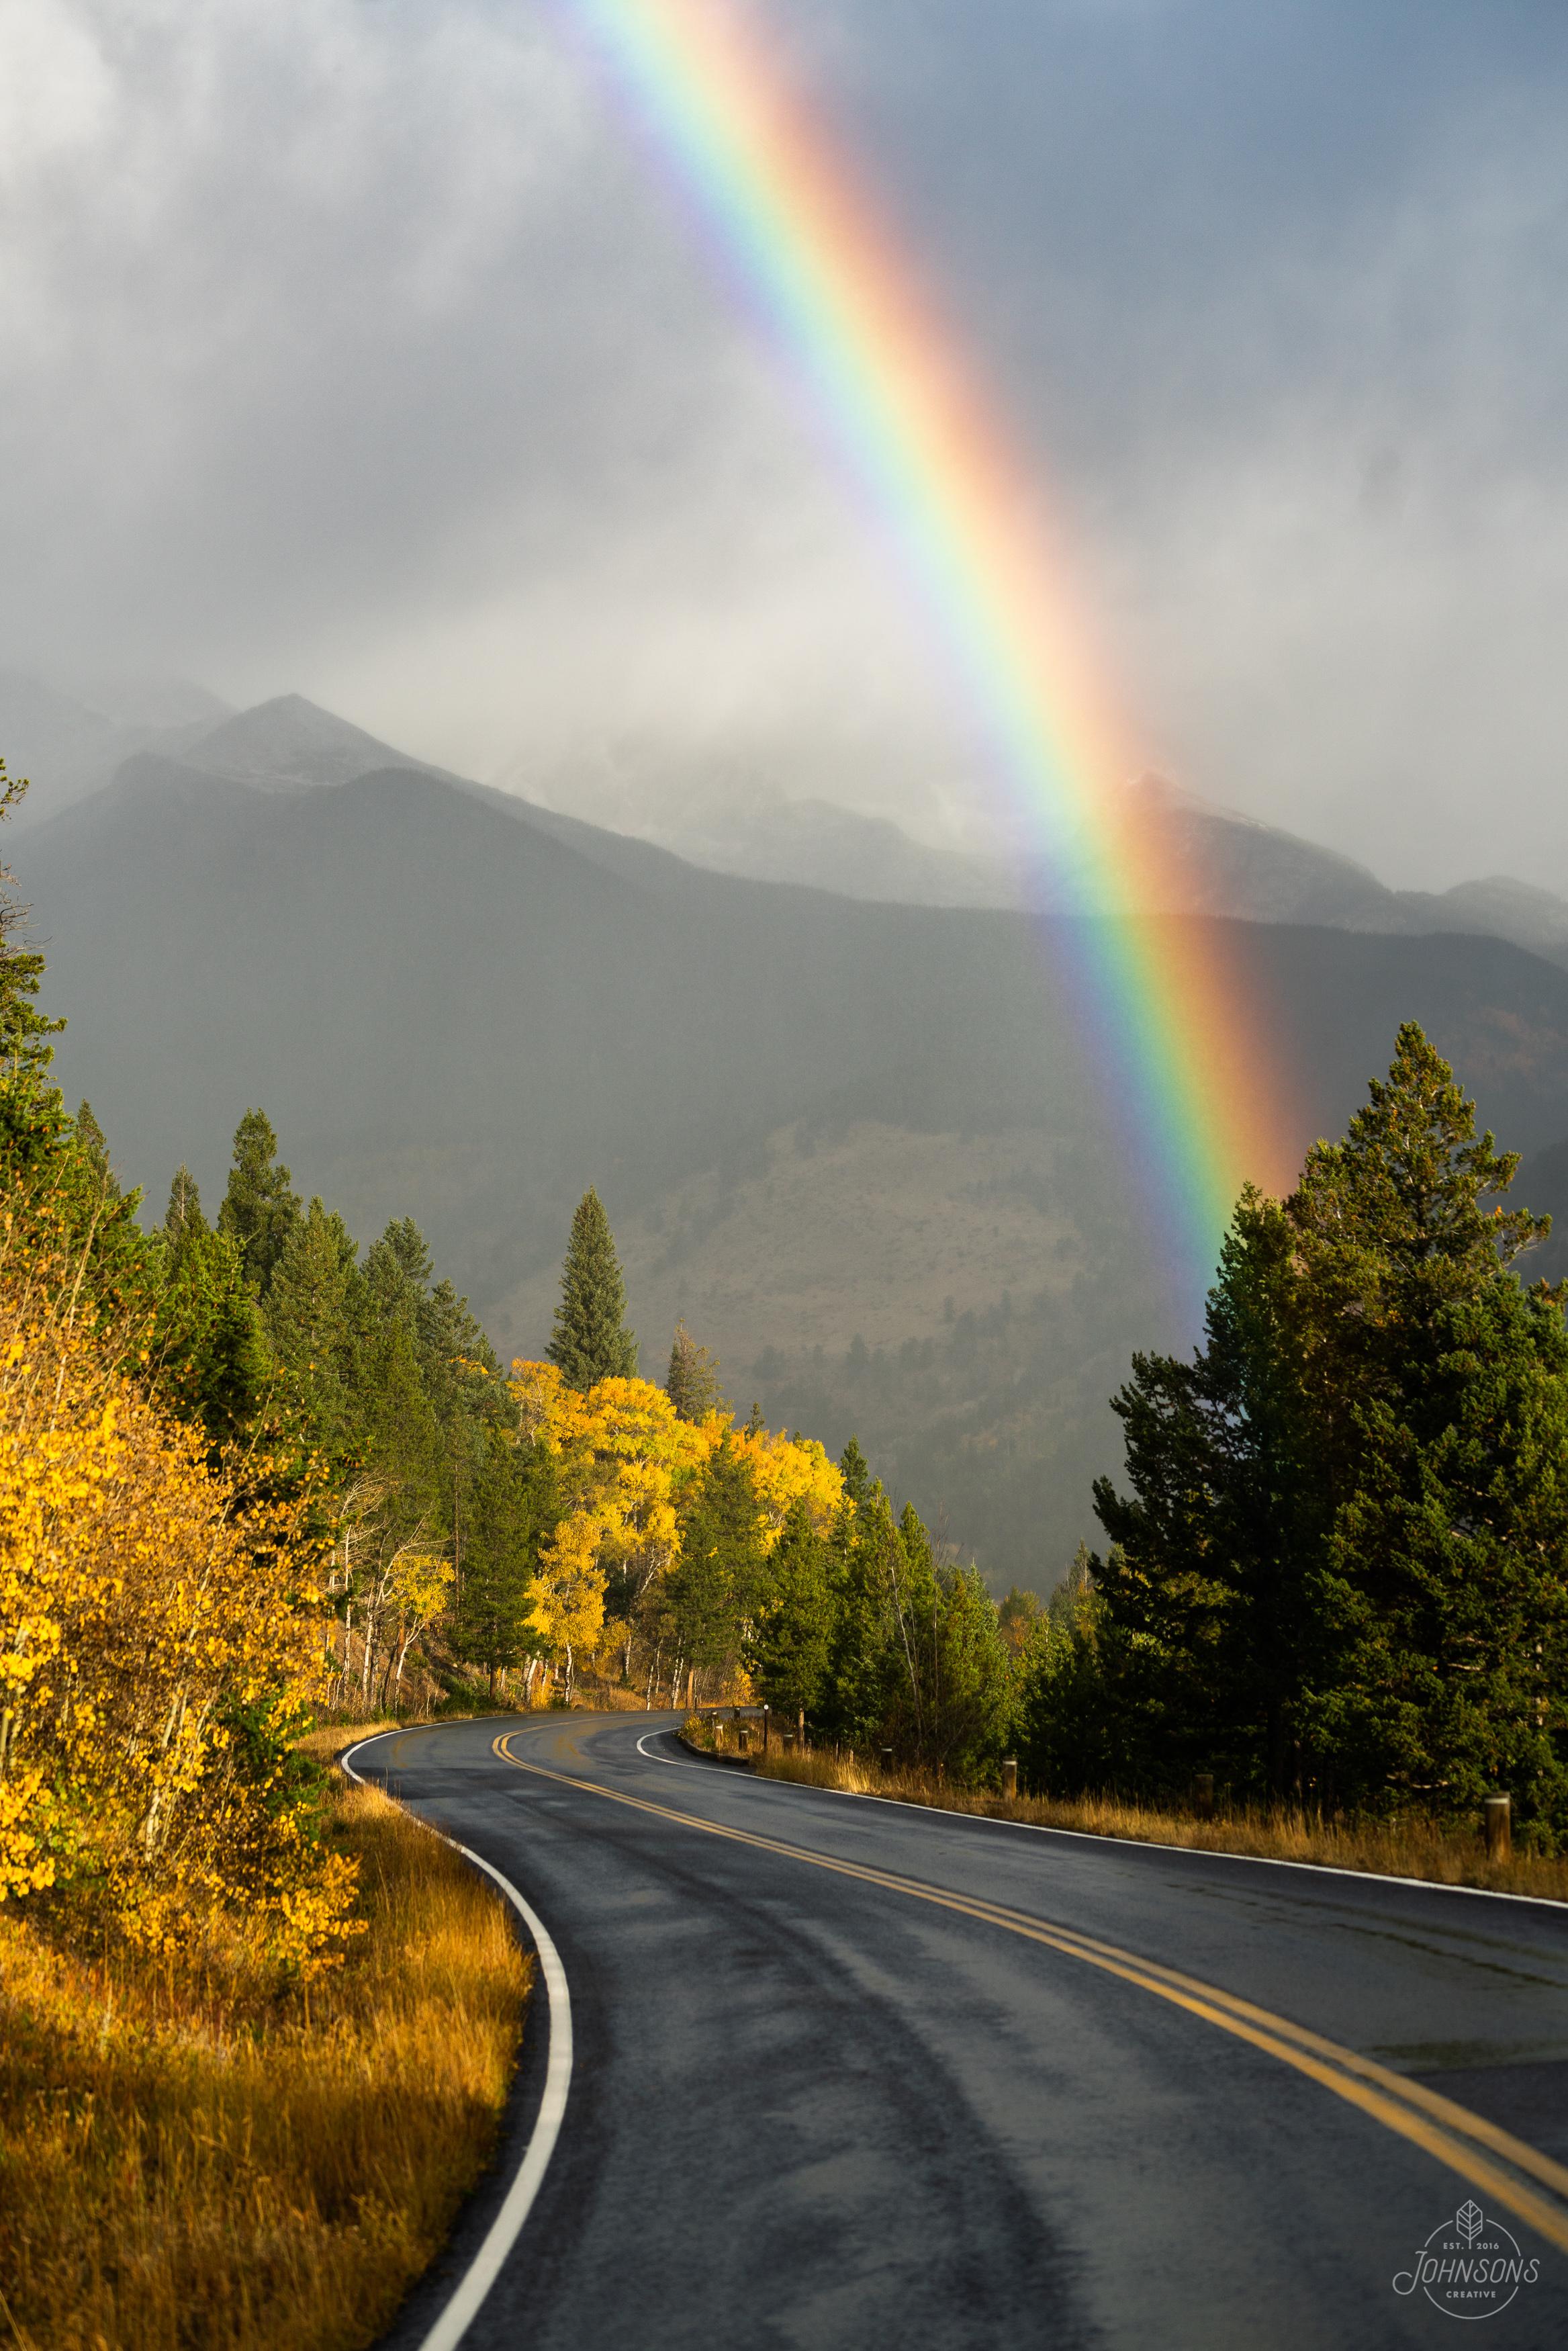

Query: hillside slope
24,760,1568,1582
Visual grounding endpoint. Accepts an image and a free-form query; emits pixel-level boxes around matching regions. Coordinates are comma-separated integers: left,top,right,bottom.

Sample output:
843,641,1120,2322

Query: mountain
20,745,1568,1588
173,693,459,792
510,752,1568,964
0,671,231,827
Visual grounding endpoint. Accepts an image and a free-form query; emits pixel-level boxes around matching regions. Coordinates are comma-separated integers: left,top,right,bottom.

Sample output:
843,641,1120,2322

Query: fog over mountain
19,693,1568,1588
3,6,1567,897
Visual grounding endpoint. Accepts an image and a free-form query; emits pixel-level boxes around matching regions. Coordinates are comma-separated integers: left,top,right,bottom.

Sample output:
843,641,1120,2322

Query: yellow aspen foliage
0,1247,357,1977
731,1424,844,1544
508,1363,844,1677
532,1506,608,1668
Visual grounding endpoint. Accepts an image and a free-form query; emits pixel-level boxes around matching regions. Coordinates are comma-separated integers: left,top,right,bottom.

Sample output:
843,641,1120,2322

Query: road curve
359,1711,1568,2351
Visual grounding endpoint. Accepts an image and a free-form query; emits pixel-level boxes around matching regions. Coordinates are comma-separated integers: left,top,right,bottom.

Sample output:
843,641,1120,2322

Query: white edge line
340,1731,574,2351
647,1733,1568,1916
635,1727,714,1769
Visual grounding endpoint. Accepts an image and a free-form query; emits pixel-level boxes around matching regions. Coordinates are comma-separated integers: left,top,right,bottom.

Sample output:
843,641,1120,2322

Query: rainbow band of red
569,0,1293,1303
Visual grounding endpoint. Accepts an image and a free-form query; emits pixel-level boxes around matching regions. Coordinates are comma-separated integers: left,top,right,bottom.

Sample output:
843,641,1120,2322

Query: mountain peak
179,695,453,791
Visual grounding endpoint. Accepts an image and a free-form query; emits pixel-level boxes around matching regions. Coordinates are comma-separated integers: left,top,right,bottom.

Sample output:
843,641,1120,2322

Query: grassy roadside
729,1740,1568,1903
0,1738,531,2351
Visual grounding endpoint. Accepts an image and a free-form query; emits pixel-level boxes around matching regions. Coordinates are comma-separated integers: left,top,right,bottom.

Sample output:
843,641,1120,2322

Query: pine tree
1309,1276,1568,1820
264,1197,362,1461
365,1319,445,1550
1082,1025,1568,1826
665,1319,724,1421
73,1102,119,1200
456,1425,540,1697
665,1433,767,1677
546,1188,637,1389
152,1225,273,1456
218,1108,302,1296
0,762,65,1087
747,1497,834,1721
163,1164,208,1267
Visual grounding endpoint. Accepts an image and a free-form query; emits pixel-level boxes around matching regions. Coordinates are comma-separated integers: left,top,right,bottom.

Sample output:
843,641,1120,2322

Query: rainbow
564,0,1295,1311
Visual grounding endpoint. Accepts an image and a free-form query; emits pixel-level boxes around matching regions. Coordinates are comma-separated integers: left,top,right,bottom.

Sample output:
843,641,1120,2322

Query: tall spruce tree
547,1188,637,1388
218,1108,302,1297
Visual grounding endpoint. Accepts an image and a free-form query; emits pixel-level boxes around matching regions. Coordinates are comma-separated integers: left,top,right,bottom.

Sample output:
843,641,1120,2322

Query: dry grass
746,1747,1568,1903
0,1774,531,2350
293,1720,400,1765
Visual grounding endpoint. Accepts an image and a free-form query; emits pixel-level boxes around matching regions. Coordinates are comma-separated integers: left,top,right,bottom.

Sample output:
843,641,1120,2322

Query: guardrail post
1484,1793,1511,1860
1001,1759,1017,1802
880,1746,894,1774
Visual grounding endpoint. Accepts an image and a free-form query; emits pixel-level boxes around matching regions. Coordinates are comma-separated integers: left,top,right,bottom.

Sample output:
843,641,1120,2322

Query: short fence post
738,1726,749,1755
1001,1759,1018,1802
1484,1794,1512,1861
880,1747,894,1775
763,1707,770,1754
1193,1773,1215,1821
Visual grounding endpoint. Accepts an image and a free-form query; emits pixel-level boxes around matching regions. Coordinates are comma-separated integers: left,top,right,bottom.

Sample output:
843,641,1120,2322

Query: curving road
355,1711,1568,2350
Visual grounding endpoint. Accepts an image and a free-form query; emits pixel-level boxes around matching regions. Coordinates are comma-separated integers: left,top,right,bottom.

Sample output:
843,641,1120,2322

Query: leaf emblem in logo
1456,2201,1485,2245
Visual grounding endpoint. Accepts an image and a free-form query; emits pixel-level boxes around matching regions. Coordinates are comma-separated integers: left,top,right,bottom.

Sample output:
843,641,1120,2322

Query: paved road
359,1712,1568,2350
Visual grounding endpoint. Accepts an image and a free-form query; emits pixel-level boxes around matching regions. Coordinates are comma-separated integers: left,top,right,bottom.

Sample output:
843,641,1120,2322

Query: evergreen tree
153,1225,273,1456
1080,1025,1568,1829
364,1318,445,1551
747,1497,834,1722
218,1108,302,1296
73,1101,118,1200
1289,1020,1550,1509
0,763,65,1087
665,1319,724,1421
163,1164,208,1270
837,1435,874,1515
456,1425,539,1697
1307,1276,1568,1820
665,1432,766,1673
546,1188,637,1389
1093,1188,1332,1798
264,1197,363,1462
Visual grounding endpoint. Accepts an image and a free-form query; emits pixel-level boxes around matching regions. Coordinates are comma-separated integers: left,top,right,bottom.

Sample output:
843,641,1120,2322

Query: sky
3,0,1567,891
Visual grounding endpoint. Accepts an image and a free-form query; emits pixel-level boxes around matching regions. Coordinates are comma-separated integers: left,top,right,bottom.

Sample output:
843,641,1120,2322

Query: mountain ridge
21,750,1568,1583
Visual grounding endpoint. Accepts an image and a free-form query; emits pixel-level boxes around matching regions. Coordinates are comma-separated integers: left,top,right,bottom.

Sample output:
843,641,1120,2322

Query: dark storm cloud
2,1,1567,887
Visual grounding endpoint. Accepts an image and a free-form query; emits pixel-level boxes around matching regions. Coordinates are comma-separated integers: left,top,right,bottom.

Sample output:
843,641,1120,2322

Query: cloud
1,0,1567,890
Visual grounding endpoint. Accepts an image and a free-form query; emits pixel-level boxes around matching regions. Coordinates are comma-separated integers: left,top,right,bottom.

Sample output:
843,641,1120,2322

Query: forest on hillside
1,752,1566,1912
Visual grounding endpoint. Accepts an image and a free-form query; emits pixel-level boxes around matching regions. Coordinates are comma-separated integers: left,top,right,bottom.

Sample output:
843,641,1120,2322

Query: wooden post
880,1746,894,1775
1193,1773,1215,1820
1484,1794,1512,1860
1002,1759,1017,1802
762,1707,770,1754
738,1727,749,1754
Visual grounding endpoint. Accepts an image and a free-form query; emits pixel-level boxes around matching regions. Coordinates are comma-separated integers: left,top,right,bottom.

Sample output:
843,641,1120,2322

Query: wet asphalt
361,1711,1568,2351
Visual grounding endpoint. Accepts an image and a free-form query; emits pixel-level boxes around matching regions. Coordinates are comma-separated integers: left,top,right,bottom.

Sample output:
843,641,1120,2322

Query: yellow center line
492,1732,1568,2254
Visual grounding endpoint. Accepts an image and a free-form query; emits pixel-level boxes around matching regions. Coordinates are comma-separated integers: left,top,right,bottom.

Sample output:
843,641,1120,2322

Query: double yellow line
494,1731,1568,2254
